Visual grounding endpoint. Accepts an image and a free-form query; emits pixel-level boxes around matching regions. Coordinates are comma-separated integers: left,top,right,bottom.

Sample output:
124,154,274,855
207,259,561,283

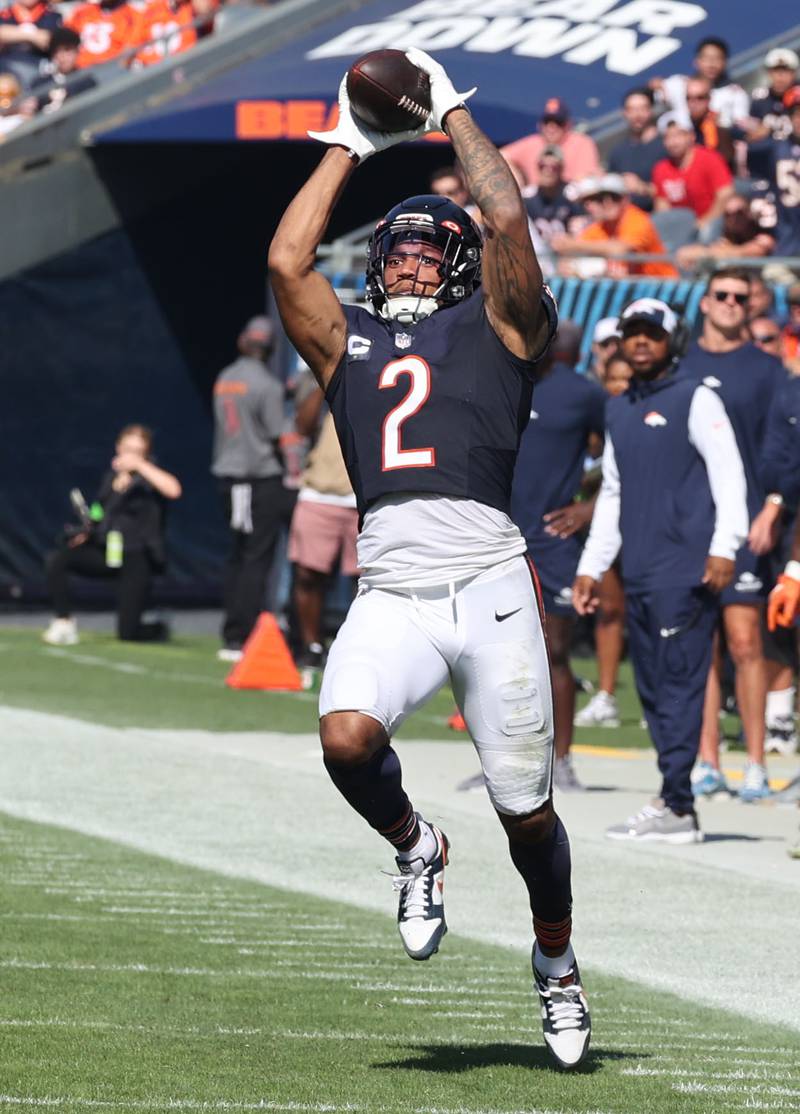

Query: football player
269,50,590,1070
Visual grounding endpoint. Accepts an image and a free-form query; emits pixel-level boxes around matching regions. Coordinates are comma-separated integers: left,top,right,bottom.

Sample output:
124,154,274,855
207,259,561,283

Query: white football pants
319,556,554,815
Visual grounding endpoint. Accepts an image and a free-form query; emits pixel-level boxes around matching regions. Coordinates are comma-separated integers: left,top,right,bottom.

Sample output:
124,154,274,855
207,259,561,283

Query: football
346,49,431,133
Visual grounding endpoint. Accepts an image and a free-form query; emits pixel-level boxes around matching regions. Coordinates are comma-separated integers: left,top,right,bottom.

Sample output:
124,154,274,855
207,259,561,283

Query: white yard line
0,706,798,1035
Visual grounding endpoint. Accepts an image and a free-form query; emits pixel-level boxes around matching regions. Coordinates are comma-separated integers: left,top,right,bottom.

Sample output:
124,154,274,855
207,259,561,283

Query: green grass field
2,812,798,1114
1,623,794,1113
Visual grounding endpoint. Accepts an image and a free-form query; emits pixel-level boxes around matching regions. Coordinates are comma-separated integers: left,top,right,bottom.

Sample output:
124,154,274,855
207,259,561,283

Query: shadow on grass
375,1042,639,1075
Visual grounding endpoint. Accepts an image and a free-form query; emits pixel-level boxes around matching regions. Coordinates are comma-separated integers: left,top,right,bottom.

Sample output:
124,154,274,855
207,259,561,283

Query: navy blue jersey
326,290,557,517
607,135,666,211
747,135,800,255
678,341,785,517
608,374,715,592
762,374,800,512
511,362,606,547
750,87,795,140
524,188,584,244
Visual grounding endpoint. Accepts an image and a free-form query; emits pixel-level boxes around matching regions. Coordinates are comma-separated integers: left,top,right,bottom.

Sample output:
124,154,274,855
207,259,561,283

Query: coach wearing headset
572,299,748,844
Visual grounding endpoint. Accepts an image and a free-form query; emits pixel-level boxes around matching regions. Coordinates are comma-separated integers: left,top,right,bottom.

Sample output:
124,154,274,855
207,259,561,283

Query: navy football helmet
366,195,482,323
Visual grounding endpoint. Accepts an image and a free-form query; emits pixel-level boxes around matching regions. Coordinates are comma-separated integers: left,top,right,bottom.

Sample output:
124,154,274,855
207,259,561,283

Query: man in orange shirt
550,174,676,278
67,0,145,68
134,0,214,67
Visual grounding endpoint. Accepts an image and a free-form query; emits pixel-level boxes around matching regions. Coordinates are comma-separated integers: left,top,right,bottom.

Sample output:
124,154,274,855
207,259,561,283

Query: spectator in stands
653,112,734,243
287,366,359,671
675,193,776,273
749,48,800,140
606,87,664,212
0,0,61,89
747,272,775,322
30,27,96,111
685,76,735,169
652,36,749,129
67,0,146,70
523,145,585,249
134,0,216,68
429,164,469,208
747,90,800,263
42,424,181,645
551,174,676,278
0,71,30,135
211,315,286,663
501,96,600,186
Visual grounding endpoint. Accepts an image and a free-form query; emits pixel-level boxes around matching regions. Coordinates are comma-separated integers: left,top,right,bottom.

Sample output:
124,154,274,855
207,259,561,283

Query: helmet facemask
366,209,482,324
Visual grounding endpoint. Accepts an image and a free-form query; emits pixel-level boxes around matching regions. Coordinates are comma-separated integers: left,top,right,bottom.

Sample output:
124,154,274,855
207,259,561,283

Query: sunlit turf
1,813,797,1114
0,624,753,749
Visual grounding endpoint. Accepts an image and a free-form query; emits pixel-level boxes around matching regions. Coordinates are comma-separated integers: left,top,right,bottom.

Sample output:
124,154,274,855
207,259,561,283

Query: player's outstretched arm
268,148,354,390
446,109,548,361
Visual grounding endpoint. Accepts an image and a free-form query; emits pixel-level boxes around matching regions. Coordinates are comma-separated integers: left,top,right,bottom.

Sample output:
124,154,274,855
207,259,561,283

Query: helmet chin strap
381,295,439,324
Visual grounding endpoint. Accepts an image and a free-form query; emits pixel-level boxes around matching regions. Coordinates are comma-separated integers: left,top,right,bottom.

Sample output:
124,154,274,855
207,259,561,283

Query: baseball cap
593,317,620,344
765,48,799,70
619,298,678,336
240,315,274,344
658,109,692,133
540,97,569,123
576,173,626,200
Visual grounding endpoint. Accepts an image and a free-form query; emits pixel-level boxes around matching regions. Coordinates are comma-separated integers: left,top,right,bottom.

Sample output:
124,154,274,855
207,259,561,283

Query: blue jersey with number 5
325,290,557,517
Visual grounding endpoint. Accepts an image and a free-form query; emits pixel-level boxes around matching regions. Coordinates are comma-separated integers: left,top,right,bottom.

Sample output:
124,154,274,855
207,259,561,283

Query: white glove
308,75,427,163
405,48,476,132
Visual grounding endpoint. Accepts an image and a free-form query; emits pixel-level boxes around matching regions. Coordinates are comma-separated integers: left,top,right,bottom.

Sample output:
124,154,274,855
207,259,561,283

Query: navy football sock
509,813,573,956
324,744,420,852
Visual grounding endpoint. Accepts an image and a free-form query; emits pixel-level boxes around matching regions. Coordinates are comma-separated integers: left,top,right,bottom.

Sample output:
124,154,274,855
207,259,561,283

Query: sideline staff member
43,424,181,644
574,300,748,843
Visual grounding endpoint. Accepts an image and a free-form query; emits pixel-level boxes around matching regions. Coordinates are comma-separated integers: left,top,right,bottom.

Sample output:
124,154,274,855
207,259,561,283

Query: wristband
784,561,800,582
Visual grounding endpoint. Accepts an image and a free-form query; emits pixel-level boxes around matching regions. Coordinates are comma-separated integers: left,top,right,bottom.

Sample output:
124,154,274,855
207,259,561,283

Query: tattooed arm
445,108,548,361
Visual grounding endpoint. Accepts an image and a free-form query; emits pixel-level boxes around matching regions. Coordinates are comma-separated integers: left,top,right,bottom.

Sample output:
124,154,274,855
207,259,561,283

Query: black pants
45,541,156,641
219,476,285,648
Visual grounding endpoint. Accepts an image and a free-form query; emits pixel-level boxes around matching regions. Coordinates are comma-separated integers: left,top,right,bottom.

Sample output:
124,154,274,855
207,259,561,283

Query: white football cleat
392,823,449,961
42,617,78,646
573,690,620,728
532,945,591,1070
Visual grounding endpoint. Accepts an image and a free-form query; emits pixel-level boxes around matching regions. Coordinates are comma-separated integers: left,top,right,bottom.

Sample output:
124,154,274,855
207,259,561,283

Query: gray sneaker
606,799,703,844
773,772,800,805
554,755,584,792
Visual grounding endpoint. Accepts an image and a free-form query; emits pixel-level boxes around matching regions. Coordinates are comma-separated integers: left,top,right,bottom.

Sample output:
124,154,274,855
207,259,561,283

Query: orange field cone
226,612,303,691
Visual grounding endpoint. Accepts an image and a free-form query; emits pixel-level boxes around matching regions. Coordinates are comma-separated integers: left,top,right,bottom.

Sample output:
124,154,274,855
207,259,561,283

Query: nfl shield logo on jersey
394,332,413,350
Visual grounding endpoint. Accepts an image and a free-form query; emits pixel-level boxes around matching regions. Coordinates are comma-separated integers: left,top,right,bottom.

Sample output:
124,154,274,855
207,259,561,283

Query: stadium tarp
98,0,797,145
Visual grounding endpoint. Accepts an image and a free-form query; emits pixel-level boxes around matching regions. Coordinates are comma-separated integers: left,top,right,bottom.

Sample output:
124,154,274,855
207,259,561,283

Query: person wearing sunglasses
678,268,788,802
685,76,735,169
750,317,784,359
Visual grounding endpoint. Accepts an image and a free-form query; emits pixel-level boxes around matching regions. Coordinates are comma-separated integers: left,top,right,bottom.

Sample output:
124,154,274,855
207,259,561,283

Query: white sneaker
738,762,771,803
392,821,449,961
42,618,78,646
532,945,591,1070
216,647,243,663
765,717,798,756
574,690,620,728
553,755,584,792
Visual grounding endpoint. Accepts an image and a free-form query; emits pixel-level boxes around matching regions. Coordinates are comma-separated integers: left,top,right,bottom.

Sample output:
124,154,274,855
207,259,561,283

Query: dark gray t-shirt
211,356,285,479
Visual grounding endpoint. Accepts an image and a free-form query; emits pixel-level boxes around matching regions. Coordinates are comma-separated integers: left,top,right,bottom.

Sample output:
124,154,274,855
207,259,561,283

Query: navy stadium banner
99,0,799,145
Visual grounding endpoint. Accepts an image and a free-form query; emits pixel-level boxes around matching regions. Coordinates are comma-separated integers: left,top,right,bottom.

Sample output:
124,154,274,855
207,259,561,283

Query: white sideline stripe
624,1067,797,1082
41,649,319,701
0,1098,615,1114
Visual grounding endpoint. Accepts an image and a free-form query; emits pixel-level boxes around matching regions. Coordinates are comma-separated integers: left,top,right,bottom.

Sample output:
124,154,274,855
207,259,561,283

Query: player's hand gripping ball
346,49,431,133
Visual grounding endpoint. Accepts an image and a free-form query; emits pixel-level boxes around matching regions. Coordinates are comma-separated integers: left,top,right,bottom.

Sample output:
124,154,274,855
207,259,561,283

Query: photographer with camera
42,424,181,644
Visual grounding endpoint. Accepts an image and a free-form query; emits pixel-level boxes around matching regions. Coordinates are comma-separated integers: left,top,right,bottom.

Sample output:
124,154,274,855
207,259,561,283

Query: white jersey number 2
379,356,437,471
